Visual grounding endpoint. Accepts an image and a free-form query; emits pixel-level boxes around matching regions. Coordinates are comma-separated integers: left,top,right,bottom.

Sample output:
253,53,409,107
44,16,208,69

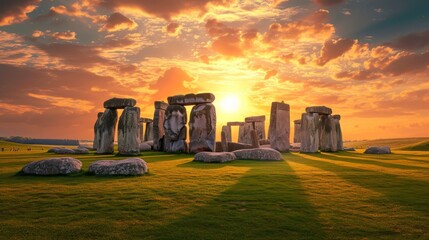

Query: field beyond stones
0,140,428,240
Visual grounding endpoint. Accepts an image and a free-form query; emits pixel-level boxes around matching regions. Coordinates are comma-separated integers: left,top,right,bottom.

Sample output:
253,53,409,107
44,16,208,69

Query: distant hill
0,136,79,146
344,137,429,150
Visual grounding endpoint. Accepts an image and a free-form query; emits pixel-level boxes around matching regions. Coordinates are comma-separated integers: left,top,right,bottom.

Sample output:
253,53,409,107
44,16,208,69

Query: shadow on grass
291,153,429,214
145,161,326,240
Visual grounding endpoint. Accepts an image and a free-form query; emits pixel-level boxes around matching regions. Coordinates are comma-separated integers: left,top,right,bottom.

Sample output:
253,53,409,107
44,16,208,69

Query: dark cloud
0,0,40,26
317,38,355,66
314,0,345,6
100,12,137,32
386,29,429,50
383,51,429,76
166,22,180,35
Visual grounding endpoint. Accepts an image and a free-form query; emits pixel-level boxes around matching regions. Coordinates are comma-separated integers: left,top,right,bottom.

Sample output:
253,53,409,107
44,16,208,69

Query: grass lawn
0,140,428,239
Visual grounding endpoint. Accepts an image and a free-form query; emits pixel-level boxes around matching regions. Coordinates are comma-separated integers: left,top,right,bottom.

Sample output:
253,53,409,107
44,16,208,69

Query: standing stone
144,122,154,141
333,114,343,151
250,130,260,148
93,112,103,150
221,131,228,152
189,103,216,153
293,120,301,143
254,121,266,140
300,112,319,153
222,125,232,142
238,122,253,144
319,115,338,152
268,102,290,152
164,105,187,152
153,101,169,151
96,108,118,154
138,118,144,143
118,107,141,155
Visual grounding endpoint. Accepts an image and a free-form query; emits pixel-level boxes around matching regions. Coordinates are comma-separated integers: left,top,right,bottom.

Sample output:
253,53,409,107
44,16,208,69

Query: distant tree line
0,136,79,146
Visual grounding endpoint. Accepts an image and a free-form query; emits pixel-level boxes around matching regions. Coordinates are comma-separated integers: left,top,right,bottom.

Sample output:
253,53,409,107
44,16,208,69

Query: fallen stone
88,158,148,176
48,148,76,154
104,98,136,109
193,152,236,163
305,106,332,115
364,146,391,154
73,147,89,154
167,93,215,106
343,147,356,151
245,115,265,123
22,157,82,175
233,148,283,161
139,142,152,151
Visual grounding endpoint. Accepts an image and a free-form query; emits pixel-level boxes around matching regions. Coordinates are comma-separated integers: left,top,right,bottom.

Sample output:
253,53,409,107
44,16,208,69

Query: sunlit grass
0,141,428,239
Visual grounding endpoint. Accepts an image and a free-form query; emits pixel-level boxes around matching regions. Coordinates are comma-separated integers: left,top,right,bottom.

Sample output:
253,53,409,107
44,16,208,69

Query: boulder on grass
364,146,391,154
88,158,148,176
22,157,82,175
48,148,76,154
233,148,283,161
193,152,236,163
73,147,89,154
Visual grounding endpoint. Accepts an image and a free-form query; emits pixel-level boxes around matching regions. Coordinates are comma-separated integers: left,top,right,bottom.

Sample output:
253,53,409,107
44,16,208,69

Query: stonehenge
268,102,290,152
118,107,140,155
163,105,187,152
153,101,168,151
189,103,216,153
300,112,320,153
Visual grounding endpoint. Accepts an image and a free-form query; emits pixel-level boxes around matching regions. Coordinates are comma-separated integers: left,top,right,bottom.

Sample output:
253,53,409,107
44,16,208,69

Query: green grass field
0,140,428,239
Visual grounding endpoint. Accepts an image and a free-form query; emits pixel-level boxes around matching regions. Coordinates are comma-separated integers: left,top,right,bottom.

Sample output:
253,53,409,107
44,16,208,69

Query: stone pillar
238,122,253,144
144,122,154,141
164,105,187,152
96,108,118,154
138,118,144,143
250,130,260,148
93,112,103,150
189,103,216,153
221,131,228,152
221,125,232,142
268,102,290,152
319,115,338,152
333,114,343,151
153,101,169,151
300,112,319,153
118,107,141,155
255,122,266,140
293,120,301,143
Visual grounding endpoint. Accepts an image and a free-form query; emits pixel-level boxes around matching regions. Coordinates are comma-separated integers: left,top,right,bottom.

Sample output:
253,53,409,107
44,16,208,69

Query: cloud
99,12,137,32
47,2,106,23
386,29,429,51
0,0,40,26
150,67,195,101
264,69,277,80
166,22,180,35
52,31,77,40
314,0,345,6
383,51,429,76
317,38,355,66
32,30,44,38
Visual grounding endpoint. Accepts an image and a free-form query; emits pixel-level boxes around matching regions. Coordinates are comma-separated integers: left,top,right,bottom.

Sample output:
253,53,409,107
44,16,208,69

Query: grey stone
144,122,154,142
233,148,283,161
138,119,144,144
333,115,343,151
139,142,152,151
238,122,253,144
250,130,260,148
222,125,232,142
164,105,187,152
167,93,215,106
73,147,89,154
88,158,148,176
259,139,270,145
22,157,82,175
255,121,266,140
96,108,118,154
364,146,391,154
153,101,168,151
300,112,319,153
189,103,216,153
293,119,301,143
221,131,228,152
306,106,332,115
154,101,169,110
319,115,338,152
227,121,245,127
93,112,103,150
104,98,136,109
51,148,76,154
193,152,236,163
215,142,253,152
118,107,141,156
245,115,266,123
268,102,290,152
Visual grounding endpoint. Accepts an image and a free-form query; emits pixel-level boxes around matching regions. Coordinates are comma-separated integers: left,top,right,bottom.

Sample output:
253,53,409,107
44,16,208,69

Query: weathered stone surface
164,105,187,152
193,152,236,163
138,119,144,144
293,119,301,143
96,108,118,154
93,112,103,150
238,122,253,144
250,130,260,148
73,147,89,154
300,112,319,153
89,158,148,176
189,103,216,153
255,121,266,140
221,131,228,152
305,106,332,115
268,102,290,152
139,142,152,151
319,115,338,152
233,148,283,161
227,142,253,151
118,107,141,156
167,93,215,106
259,139,270,145
227,121,245,127
104,98,136,109
245,115,266,123
333,115,343,151
153,101,168,151
144,122,154,142
364,146,391,154
48,148,75,154
22,157,82,175
144,140,154,147
222,125,232,142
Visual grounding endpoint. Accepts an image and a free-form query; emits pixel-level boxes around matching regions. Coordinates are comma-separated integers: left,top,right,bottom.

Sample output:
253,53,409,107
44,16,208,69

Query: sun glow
219,94,240,113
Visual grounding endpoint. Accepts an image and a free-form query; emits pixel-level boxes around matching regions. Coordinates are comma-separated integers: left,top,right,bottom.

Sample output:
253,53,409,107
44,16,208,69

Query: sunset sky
1,0,429,141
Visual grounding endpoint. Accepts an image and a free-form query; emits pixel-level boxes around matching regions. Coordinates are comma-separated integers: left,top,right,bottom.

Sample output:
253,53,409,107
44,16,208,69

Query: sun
219,94,240,113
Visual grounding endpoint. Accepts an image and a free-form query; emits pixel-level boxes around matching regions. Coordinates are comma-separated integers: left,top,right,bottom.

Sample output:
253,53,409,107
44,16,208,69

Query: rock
139,118,154,143
144,122,154,142
139,142,152,151
250,130,260,148
22,157,82,175
73,147,89,154
226,142,253,151
93,112,103,150
305,106,332,115
189,103,216,153
153,101,168,151
144,140,154,147
96,108,118,154
222,125,232,142
167,93,215,106
221,131,228,152
259,139,270,145
300,112,319,153
164,105,187,152
118,107,141,156
293,119,301,143
78,144,94,150
227,122,245,126
233,148,283,161
333,115,344,151
319,115,338,152
193,152,236,163
104,98,136,109
238,122,253,144
364,146,391,154
89,158,148,176
245,115,266,123
268,102,290,152
48,148,76,154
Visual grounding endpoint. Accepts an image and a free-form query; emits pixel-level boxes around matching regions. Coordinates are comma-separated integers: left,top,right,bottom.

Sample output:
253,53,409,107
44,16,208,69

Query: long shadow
291,153,429,214
144,161,326,240
320,152,428,170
